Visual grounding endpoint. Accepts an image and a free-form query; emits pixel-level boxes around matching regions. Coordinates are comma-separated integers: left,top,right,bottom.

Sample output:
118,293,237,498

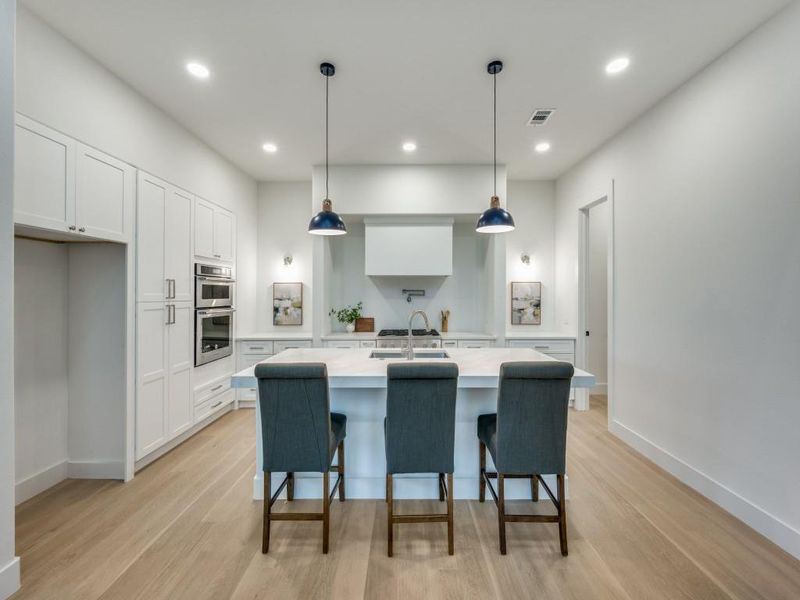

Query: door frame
576,179,615,422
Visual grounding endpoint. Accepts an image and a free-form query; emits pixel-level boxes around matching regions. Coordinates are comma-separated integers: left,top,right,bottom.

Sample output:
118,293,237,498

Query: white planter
345,322,355,333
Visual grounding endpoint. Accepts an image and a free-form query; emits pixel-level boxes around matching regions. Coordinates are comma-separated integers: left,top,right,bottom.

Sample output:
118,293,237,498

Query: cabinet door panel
136,303,168,459
75,144,133,242
165,188,193,302
14,116,75,232
213,208,234,261
167,303,193,438
194,198,215,260
137,173,167,302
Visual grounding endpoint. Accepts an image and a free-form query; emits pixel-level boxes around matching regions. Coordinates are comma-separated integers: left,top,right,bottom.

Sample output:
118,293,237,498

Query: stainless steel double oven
194,263,235,366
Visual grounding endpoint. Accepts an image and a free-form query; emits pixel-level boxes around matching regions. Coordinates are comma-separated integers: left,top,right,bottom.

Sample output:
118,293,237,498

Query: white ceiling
22,0,790,181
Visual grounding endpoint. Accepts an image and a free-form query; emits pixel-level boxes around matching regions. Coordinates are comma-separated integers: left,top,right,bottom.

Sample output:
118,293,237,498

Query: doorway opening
576,182,614,422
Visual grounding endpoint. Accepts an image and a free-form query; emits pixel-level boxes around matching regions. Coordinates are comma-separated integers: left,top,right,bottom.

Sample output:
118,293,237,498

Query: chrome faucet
406,310,431,360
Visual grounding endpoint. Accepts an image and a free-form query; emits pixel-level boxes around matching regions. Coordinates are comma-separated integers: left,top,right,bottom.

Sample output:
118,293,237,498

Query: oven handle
197,308,236,316
196,276,236,283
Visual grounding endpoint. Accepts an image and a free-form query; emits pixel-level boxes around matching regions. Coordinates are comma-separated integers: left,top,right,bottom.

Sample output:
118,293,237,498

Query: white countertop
231,347,594,390
321,331,497,341
505,331,576,339
237,332,313,341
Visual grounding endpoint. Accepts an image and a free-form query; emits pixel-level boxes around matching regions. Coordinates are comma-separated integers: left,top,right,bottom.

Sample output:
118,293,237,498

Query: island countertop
231,347,595,389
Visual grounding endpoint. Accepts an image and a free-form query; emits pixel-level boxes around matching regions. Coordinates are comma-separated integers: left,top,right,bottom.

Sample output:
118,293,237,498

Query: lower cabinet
135,302,193,460
507,338,577,401
194,376,235,422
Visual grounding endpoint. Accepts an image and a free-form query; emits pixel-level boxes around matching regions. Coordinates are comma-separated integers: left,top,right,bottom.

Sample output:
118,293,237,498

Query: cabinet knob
78,227,86,233
68,225,76,231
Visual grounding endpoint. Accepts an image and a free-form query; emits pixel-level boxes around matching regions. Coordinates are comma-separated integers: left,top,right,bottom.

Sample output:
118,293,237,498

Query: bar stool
384,362,459,557
255,363,346,554
477,361,574,556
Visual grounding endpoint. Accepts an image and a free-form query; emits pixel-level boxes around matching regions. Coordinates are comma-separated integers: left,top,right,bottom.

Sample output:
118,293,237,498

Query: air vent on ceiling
527,108,555,126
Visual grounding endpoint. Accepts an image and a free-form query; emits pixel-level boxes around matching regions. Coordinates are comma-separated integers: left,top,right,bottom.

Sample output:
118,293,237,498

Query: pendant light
308,62,347,236
476,60,515,234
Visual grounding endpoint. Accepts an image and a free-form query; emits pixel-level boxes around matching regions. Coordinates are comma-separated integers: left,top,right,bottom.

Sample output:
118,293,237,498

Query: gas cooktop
378,329,441,337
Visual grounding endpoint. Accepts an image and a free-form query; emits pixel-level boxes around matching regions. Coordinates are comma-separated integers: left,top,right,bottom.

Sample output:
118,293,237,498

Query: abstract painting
273,282,303,326
510,281,542,325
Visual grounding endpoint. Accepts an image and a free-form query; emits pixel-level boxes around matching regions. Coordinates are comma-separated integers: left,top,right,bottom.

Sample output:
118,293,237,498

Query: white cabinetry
195,197,235,262
15,115,134,242
507,338,577,400
137,172,193,303
135,302,193,460
235,338,313,402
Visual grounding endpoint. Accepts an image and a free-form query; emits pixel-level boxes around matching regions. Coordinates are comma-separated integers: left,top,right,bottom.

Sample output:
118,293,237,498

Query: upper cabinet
194,197,235,263
137,172,194,303
14,115,134,243
364,218,453,276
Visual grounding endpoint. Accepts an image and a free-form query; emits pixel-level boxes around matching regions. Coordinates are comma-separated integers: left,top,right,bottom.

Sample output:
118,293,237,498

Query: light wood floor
12,397,800,600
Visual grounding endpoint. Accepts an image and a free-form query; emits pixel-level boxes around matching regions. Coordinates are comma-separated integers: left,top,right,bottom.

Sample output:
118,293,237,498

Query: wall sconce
520,252,531,265
283,254,293,266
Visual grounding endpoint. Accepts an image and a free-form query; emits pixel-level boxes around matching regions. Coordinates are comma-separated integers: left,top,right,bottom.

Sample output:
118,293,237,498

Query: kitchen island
231,347,595,500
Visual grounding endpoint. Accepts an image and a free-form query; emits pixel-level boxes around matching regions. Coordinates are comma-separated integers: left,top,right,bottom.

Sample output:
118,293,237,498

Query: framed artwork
510,281,542,325
273,282,303,326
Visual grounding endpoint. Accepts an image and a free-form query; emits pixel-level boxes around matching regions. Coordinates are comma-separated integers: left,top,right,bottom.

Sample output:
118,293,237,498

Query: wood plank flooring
12,397,800,599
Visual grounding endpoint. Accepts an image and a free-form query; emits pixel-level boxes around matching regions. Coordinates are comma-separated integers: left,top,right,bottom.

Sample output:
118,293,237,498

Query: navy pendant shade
308,199,347,236
476,196,515,233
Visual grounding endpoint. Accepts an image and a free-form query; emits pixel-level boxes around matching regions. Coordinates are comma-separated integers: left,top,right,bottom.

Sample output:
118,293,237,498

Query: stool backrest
255,362,332,473
385,363,459,474
496,361,574,474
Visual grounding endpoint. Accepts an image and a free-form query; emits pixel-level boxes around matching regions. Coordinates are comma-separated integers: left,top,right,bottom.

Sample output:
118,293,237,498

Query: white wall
14,240,69,500
14,8,259,333
506,180,556,332
311,165,507,216
0,0,20,593
328,221,490,332
555,1,800,558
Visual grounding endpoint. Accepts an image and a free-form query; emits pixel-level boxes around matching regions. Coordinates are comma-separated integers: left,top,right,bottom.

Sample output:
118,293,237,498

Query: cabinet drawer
194,376,231,407
274,340,312,353
240,341,274,355
195,389,234,421
359,340,377,348
441,340,458,348
507,339,574,353
457,339,493,348
324,340,359,349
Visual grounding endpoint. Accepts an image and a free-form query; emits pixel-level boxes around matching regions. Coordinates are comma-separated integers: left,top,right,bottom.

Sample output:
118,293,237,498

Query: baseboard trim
15,460,68,505
67,460,125,480
610,419,800,560
0,557,20,599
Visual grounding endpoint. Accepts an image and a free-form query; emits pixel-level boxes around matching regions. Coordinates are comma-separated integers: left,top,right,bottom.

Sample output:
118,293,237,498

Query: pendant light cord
325,72,329,200
493,70,497,197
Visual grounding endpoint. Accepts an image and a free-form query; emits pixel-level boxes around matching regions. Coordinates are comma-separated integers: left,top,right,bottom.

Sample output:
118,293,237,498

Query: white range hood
364,217,453,276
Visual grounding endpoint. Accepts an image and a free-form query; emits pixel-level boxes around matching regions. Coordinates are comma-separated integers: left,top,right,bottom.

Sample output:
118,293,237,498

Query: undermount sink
369,350,450,360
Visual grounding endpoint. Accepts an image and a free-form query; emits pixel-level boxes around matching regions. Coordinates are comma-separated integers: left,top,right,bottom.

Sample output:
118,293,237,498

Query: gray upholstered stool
384,362,459,557
477,361,574,556
255,362,346,554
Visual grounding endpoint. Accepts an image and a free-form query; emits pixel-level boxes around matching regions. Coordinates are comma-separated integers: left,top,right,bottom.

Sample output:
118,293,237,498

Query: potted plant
329,302,363,333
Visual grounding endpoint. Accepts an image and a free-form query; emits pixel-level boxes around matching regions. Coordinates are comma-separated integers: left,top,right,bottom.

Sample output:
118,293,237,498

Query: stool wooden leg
479,442,486,502
262,472,271,554
387,474,394,557
439,473,445,502
531,474,539,502
322,470,330,554
557,474,568,556
498,474,507,555
337,441,346,501
287,472,294,501
447,473,454,556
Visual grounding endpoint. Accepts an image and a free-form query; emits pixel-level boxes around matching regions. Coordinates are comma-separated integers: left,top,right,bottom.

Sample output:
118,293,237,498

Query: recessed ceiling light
262,142,278,153
402,141,417,153
186,61,210,79
605,57,630,75
535,142,551,153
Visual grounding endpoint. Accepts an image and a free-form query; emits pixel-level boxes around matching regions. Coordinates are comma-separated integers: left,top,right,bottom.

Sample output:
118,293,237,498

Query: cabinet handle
68,225,76,231
171,279,176,299
78,227,86,233
211,400,223,409
214,254,221,258
210,384,224,392
534,345,550,350
171,305,176,324
249,346,264,350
